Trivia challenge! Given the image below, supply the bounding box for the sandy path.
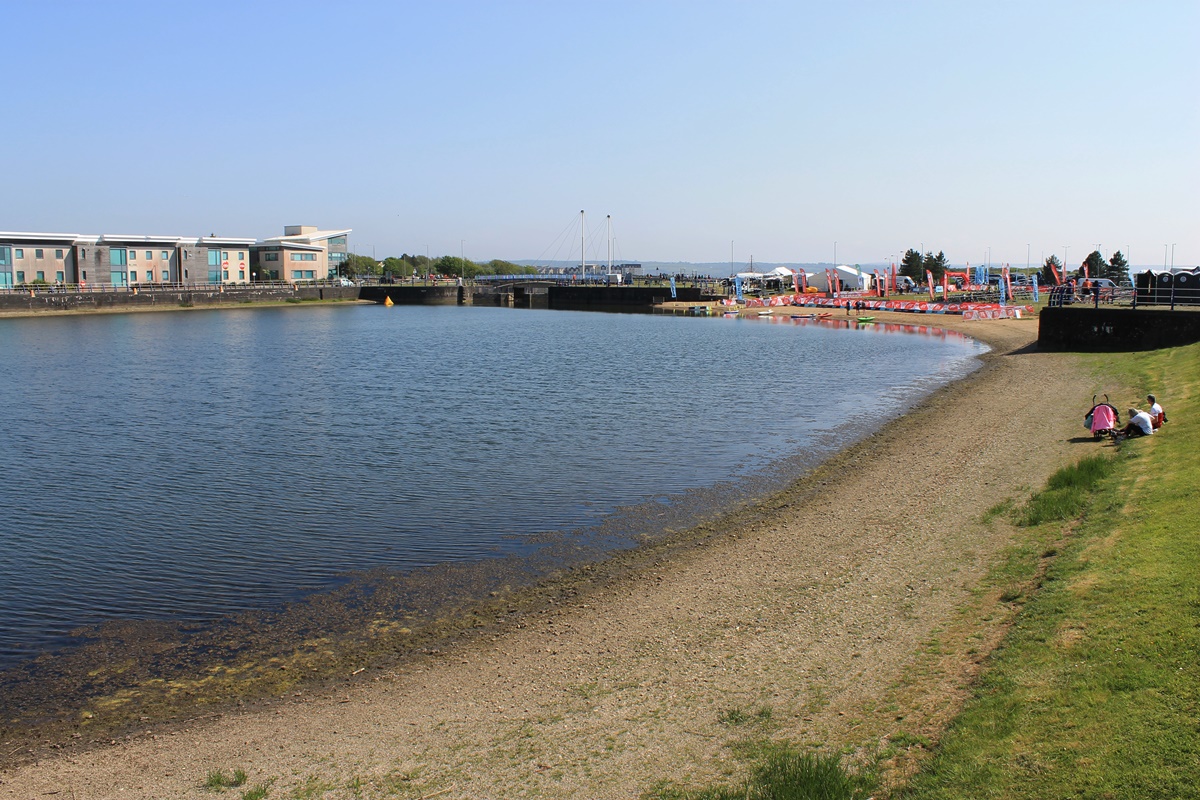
[1,314,1101,799]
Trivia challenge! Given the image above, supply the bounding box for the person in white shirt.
[1114,408,1155,440]
[1147,394,1167,429]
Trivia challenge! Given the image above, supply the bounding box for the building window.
[239,269,245,280]
[36,270,45,281]
[14,249,23,258]
[222,251,229,260]
[130,270,138,282]
[16,271,25,282]
[145,251,152,260]
[109,249,127,266]
[265,252,279,262]
[161,251,170,260]
[291,270,316,280]
[129,250,137,260]
[56,271,64,282]
[55,249,64,259]
[162,270,169,281]
[81,249,87,259]
[290,253,316,261]
[35,249,44,258]
[82,270,88,280]
[223,269,229,280]
[237,251,244,260]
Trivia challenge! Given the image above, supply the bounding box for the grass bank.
[900,341,1200,798]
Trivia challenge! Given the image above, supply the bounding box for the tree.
[1079,250,1105,280]
[923,251,949,283]
[1107,250,1130,285]
[433,255,478,278]
[1041,255,1063,286]
[381,257,412,278]
[900,249,924,281]
[485,259,538,275]
[343,254,380,278]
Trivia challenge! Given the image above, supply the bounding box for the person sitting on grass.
[1113,407,1155,441]
[1148,394,1168,429]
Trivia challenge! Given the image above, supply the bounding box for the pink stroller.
[1085,395,1120,439]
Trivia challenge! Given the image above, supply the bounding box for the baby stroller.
[1085,395,1121,439]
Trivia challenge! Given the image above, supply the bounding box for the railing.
[0,279,360,295]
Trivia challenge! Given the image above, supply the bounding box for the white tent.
[832,265,873,291]
[800,265,871,292]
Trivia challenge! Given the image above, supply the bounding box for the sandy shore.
[1,312,1101,799]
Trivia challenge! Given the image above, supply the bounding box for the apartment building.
[0,225,350,287]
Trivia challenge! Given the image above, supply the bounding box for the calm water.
[0,305,986,666]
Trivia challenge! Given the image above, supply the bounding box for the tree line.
[897,247,1133,286]
[1040,250,1130,286]
[340,253,539,279]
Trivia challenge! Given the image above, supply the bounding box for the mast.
[580,210,586,281]
[607,215,612,273]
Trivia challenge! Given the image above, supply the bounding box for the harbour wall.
[1038,306,1200,351]
[0,285,362,314]
[1,283,707,316]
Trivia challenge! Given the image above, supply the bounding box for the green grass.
[718,705,774,727]
[204,768,248,790]
[649,746,876,800]
[1013,453,1117,527]
[899,342,1200,799]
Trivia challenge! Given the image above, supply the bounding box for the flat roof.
[0,231,84,242]
[261,228,352,244]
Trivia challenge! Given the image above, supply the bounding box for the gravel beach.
[1,313,1100,799]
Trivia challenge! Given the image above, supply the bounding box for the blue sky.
[2,0,1196,269]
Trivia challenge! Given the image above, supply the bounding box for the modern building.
[1,225,350,288]
[253,226,352,282]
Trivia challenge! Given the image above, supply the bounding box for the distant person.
[1114,408,1155,441]
[1148,394,1168,429]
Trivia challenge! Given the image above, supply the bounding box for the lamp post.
[1171,244,1176,271]
[833,241,837,267]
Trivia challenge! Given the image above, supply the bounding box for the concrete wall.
[1038,306,1200,351]
[548,285,703,310]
